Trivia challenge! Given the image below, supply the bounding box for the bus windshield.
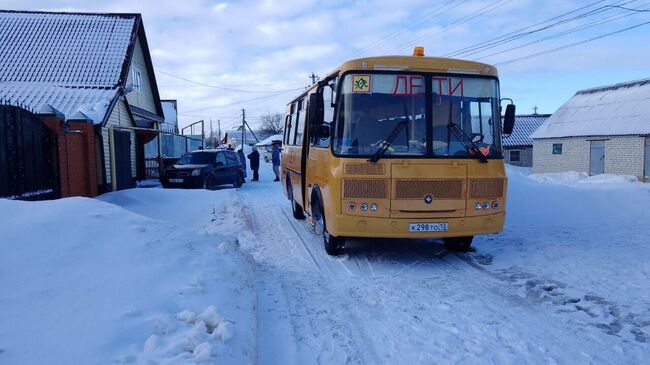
[333,73,502,158]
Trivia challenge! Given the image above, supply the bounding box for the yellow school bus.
[282,48,515,255]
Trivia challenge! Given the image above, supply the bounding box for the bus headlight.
[492,201,500,209]
[347,202,356,211]
[474,202,482,210]
[370,203,378,212]
[482,202,490,210]
[360,203,368,212]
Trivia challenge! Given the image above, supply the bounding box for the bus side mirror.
[503,104,516,135]
[309,124,330,139]
[308,92,324,126]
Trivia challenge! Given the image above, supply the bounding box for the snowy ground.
[1,163,649,364]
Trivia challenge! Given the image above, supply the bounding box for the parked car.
[160,150,244,189]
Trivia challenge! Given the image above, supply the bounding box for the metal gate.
[0,105,58,200]
[590,140,605,175]
[113,130,133,190]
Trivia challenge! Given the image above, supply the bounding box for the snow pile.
[528,170,640,186]
[0,188,256,364]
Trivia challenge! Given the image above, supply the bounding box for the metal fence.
[144,130,203,179]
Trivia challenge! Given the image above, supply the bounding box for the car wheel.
[313,197,344,256]
[233,174,243,188]
[287,179,305,219]
[203,174,218,191]
[443,236,474,252]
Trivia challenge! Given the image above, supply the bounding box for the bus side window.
[285,103,295,145]
[294,97,306,145]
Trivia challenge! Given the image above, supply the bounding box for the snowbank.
[0,188,256,364]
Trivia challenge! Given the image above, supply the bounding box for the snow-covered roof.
[0,10,140,124]
[0,82,117,122]
[503,114,550,147]
[0,11,136,87]
[531,78,650,139]
[255,134,283,146]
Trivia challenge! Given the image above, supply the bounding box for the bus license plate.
[409,223,448,232]
[169,178,183,183]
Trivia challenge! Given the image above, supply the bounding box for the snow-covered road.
[233,166,650,364]
[1,164,649,364]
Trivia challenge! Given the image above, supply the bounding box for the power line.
[391,0,515,54]
[155,69,304,93]
[344,0,463,59]
[444,0,608,58]
[495,19,650,66]
[475,2,650,61]
[179,88,300,114]
[451,0,640,59]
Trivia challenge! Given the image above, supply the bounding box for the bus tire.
[443,236,474,252]
[287,179,305,220]
[312,192,345,256]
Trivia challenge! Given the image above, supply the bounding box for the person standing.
[237,148,247,182]
[272,143,281,181]
[247,146,260,181]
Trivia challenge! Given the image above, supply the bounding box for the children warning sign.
[352,75,371,93]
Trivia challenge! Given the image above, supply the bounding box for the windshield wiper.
[446,101,488,163]
[369,103,410,163]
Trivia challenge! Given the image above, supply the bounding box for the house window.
[509,150,521,162]
[552,143,562,155]
[132,67,142,93]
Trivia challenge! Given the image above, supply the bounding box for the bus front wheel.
[313,197,345,256]
[443,236,474,252]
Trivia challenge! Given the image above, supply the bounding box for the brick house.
[502,114,550,167]
[0,10,164,197]
[531,78,650,181]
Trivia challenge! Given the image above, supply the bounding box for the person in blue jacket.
[247,146,260,181]
[272,143,281,181]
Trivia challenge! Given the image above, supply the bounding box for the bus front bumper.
[330,212,505,239]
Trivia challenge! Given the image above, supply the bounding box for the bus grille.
[469,179,504,198]
[343,179,388,199]
[343,163,386,175]
[395,179,464,199]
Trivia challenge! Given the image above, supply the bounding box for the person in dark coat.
[237,148,247,181]
[247,146,260,181]
[271,143,281,181]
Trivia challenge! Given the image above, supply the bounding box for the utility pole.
[533,105,538,115]
[217,119,221,144]
[242,109,246,149]
[209,119,213,148]
[310,72,319,85]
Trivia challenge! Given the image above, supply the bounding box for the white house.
[531,78,650,181]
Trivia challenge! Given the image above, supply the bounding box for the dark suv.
[160,150,244,189]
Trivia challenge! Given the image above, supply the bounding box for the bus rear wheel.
[287,180,305,219]
[443,236,474,252]
[313,198,345,256]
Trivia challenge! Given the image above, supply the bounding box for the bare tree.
[260,112,284,135]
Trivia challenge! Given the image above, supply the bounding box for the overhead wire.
[444,0,608,58]
[450,0,639,59]
[494,19,650,66]
[155,69,304,93]
[475,2,650,61]
[391,0,515,54]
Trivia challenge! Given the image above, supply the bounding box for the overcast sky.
[3,0,650,131]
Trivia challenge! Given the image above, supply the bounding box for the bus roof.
[335,56,498,78]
